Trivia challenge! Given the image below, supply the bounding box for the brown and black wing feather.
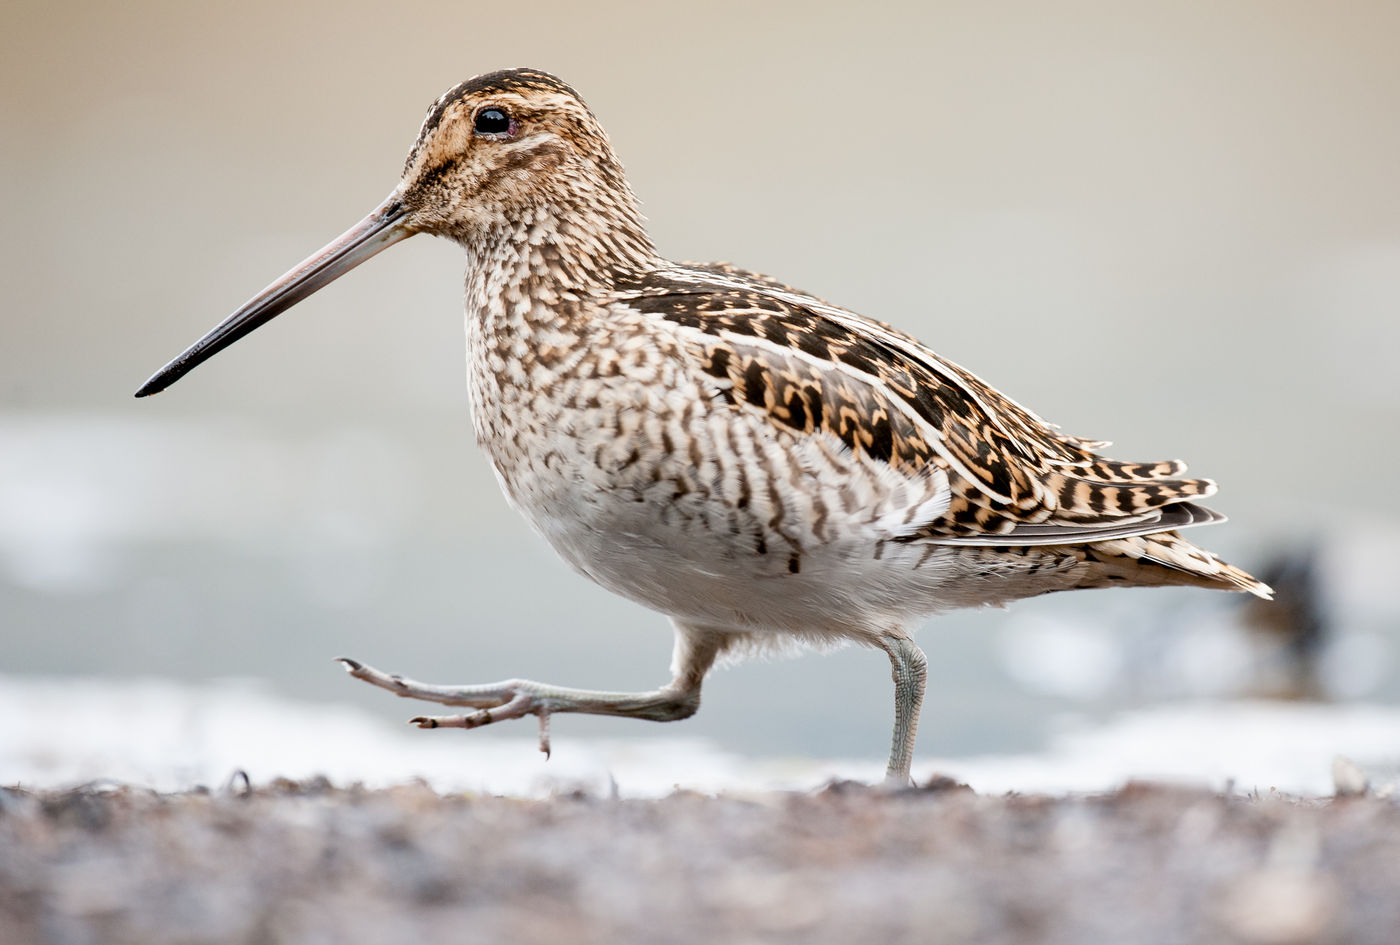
[617,263,1271,598]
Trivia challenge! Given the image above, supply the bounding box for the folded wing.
[621,263,1219,544]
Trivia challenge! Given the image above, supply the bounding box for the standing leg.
[877,632,928,785]
[337,621,732,756]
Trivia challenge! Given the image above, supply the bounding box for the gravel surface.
[1,778,1396,945]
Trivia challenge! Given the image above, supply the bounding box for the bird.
[136,68,1271,785]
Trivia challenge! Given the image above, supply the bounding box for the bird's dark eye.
[474,108,512,136]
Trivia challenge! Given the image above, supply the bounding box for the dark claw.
[334,657,363,672]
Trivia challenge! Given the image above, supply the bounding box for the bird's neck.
[461,191,660,306]
[458,196,658,469]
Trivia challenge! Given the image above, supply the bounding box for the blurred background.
[2,0,1398,791]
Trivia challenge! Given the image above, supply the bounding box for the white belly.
[477,379,965,636]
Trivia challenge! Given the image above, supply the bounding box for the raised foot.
[335,657,553,757]
[409,698,555,759]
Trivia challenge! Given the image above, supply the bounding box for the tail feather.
[1076,531,1273,599]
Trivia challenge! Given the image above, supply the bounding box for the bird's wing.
[616,262,1220,545]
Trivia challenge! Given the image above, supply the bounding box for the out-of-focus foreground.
[2,780,1398,945]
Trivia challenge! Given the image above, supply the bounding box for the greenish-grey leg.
[337,621,728,757]
[878,633,928,785]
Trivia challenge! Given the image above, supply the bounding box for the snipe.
[138,69,1269,784]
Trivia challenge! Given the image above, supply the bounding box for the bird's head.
[135,68,647,398]
[397,69,639,242]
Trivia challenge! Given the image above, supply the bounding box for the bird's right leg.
[336,621,730,756]
[877,632,928,786]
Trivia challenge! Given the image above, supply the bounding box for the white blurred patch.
[0,675,763,799]
[950,701,1400,797]
[2,675,1397,798]
[0,414,420,594]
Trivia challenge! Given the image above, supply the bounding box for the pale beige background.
[3,0,1397,759]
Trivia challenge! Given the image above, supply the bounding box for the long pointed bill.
[135,194,414,397]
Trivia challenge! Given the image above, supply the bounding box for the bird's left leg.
[876,632,928,785]
[335,621,730,756]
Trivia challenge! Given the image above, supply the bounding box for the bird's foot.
[335,655,705,759]
[335,657,553,756]
[409,699,553,757]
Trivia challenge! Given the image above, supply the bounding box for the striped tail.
[1076,531,1273,599]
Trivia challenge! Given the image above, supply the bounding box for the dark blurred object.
[1242,546,1328,700]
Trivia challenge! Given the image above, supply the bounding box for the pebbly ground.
[1,778,1396,945]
